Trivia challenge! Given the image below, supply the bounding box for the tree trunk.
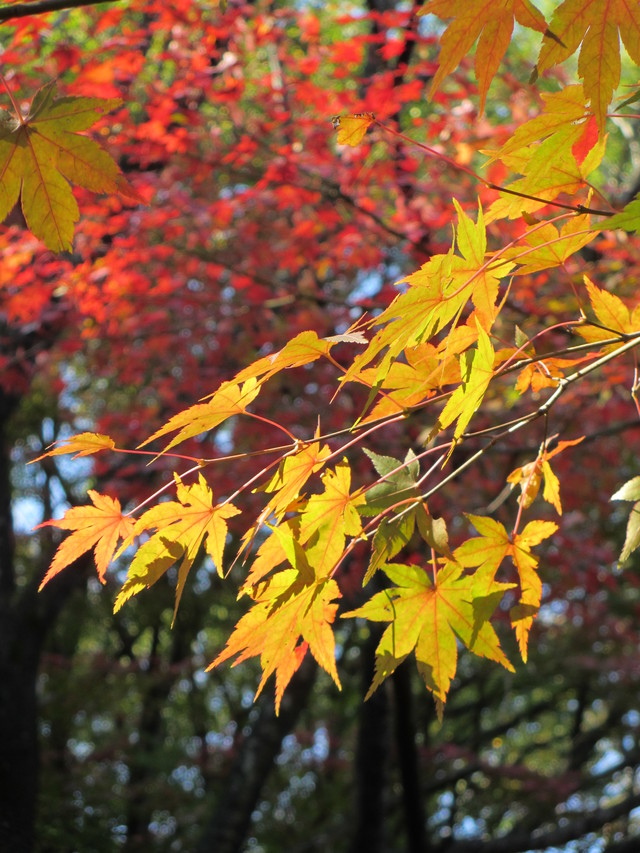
[349,629,390,853]
[393,661,427,853]
[0,391,36,851]
[0,390,86,851]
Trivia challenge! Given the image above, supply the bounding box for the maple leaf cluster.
[9,0,640,716]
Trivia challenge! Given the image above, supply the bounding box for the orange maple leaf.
[507,437,585,514]
[37,490,134,590]
[422,0,548,113]
[515,355,583,394]
[210,568,341,714]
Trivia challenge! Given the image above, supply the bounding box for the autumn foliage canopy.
[11,0,640,717]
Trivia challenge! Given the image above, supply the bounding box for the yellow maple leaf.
[455,514,558,661]
[485,86,592,165]
[486,134,606,222]
[37,491,134,589]
[240,518,299,592]
[141,377,261,452]
[342,202,510,393]
[332,113,375,147]
[298,460,365,577]
[503,213,597,276]
[234,330,336,383]
[0,80,130,252]
[422,0,548,113]
[577,275,640,346]
[114,474,240,622]
[257,440,331,521]
[31,432,116,463]
[537,0,640,132]
[435,321,495,446]
[584,274,633,332]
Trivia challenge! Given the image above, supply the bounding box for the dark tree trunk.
[0,389,86,851]
[0,390,36,852]
[349,629,390,853]
[0,623,39,853]
[393,661,427,853]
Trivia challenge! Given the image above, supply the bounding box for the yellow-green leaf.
[343,560,514,708]
[0,81,127,251]
[435,322,494,444]
[537,0,640,132]
[114,474,240,621]
[299,460,365,578]
[611,477,640,563]
[257,441,331,521]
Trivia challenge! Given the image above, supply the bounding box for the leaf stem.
[375,119,614,217]
[0,74,22,119]
[246,411,297,442]
[126,463,204,517]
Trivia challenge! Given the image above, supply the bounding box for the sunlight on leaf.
[0,80,133,251]
[332,112,375,146]
[37,491,134,588]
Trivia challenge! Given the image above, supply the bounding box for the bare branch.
[0,0,123,25]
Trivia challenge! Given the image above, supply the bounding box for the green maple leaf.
[343,561,514,708]
[605,196,640,235]
[0,80,128,251]
[611,477,640,564]
[361,448,420,516]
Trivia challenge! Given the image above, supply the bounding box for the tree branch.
[436,791,640,853]
[195,657,317,853]
[0,0,123,24]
